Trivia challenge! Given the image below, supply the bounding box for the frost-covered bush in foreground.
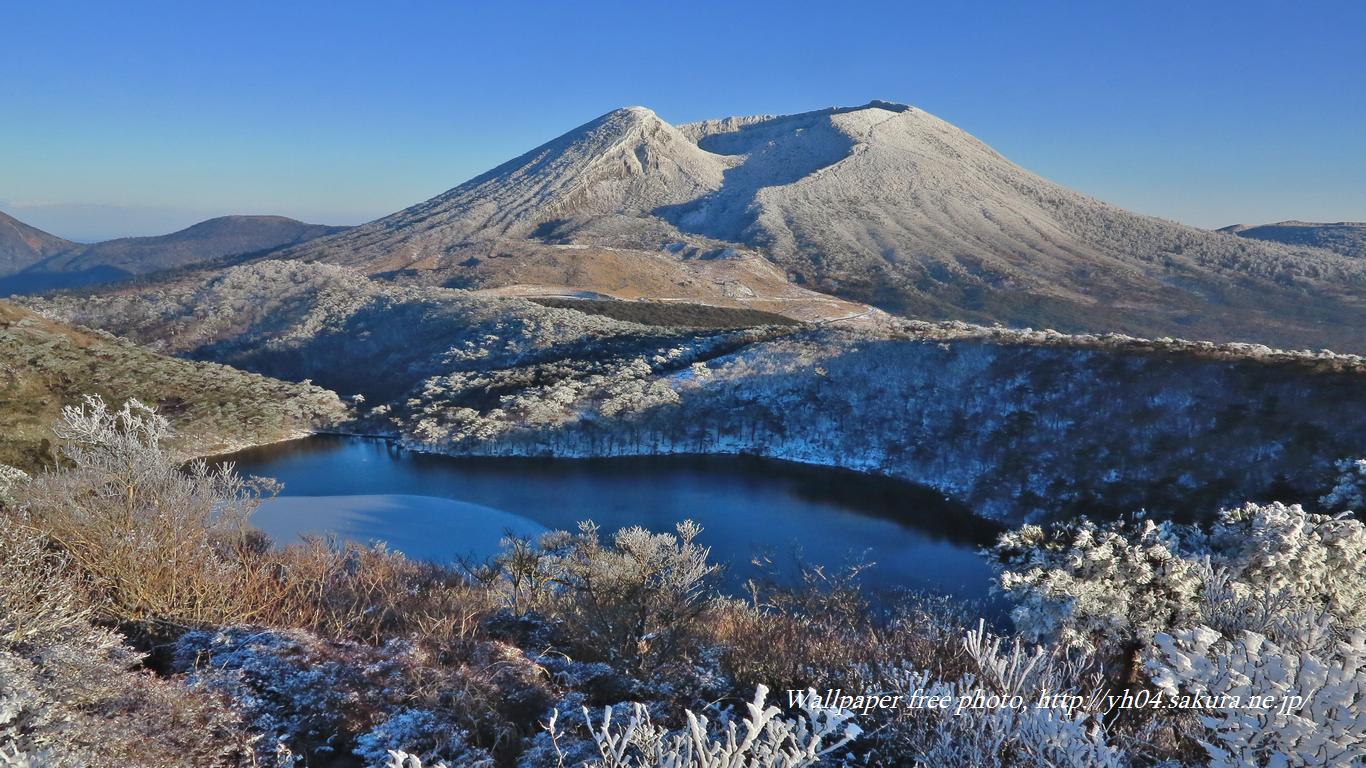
[996,501,1366,658]
[995,516,1202,661]
[1148,627,1366,767]
[482,519,720,673]
[997,497,1366,765]
[876,622,1121,767]
[545,684,860,768]
[16,395,282,628]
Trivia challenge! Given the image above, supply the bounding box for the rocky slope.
[1220,220,1366,259]
[280,102,1366,353]
[0,300,347,471]
[0,210,75,276]
[0,215,346,295]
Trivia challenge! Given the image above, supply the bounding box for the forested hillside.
[392,323,1366,522]
[0,300,346,470]
[1220,220,1366,258]
[28,265,1366,523]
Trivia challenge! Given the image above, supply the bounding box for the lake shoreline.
[215,429,1003,538]
[218,434,1005,602]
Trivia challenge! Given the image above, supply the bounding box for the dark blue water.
[217,435,1002,602]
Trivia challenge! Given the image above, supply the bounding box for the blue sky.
[3,0,1363,241]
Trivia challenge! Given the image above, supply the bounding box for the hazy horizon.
[4,0,1363,241]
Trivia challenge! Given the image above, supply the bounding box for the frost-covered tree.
[1322,458,1366,512]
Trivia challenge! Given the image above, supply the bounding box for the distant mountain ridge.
[0,213,347,295]
[0,210,75,275]
[279,101,1366,354]
[1219,220,1366,259]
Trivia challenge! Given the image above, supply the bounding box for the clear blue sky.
[3,0,1363,241]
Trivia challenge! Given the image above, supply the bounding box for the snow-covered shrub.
[383,749,452,768]
[1321,458,1366,511]
[994,516,1203,658]
[1148,626,1366,767]
[16,395,281,627]
[1207,502,1366,633]
[552,684,861,768]
[486,520,720,674]
[874,622,1120,768]
[996,501,1366,660]
[995,498,1366,765]
[0,465,27,509]
[354,709,491,768]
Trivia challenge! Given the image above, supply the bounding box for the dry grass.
[530,298,800,328]
[0,300,346,472]
[707,567,977,696]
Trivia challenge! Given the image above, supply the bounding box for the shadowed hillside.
[27,265,1366,524]
[1220,220,1366,259]
[0,215,347,295]
[0,210,74,276]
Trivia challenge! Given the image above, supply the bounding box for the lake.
[217,435,1003,602]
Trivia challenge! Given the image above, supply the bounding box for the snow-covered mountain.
[284,101,1366,353]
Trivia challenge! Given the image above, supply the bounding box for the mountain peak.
[279,101,1366,353]
[855,99,912,113]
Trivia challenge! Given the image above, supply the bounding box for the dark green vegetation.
[0,300,346,471]
[529,297,800,328]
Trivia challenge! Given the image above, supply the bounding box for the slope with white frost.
[1220,220,1366,259]
[283,101,1366,353]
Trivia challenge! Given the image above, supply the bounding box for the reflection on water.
[252,494,548,564]
[218,435,1003,603]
